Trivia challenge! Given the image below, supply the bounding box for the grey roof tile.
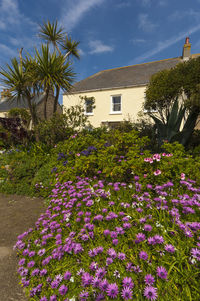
[0,93,45,112]
[66,57,184,94]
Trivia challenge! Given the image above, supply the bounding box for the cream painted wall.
[63,86,146,127]
[0,112,7,118]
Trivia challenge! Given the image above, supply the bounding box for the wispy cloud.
[158,0,168,6]
[138,14,157,32]
[116,1,131,8]
[89,40,114,54]
[0,43,17,58]
[131,38,146,44]
[169,9,200,22]
[60,0,105,31]
[132,24,200,64]
[140,0,152,7]
[0,0,35,27]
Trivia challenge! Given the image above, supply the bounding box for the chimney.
[182,37,191,61]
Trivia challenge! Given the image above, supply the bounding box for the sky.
[1,0,200,103]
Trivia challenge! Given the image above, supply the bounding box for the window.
[85,98,94,115]
[111,95,121,114]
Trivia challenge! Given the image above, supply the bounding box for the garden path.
[0,193,45,301]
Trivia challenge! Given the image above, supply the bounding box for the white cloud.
[131,38,146,44]
[138,14,157,32]
[60,0,105,31]
[89,40,114,54]
[158,0,167,6]
[116,1,131,8]
[0,43,16,58]
[140,0,152,7]
[169,9,200,22]
[0,0,35,28]
[132,23,200,64]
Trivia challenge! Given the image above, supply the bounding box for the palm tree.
[38,20,79,113]
[0,57,38,127]
[61,35,80,60]
[33,44,75,118]
[38,20,64,55]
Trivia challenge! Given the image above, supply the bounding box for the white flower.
[70,276,74,282]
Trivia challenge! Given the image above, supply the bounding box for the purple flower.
[64,271,72,280]
[40,269,47,276]
[92,277,101,288]
[139,251,148,261]
[156,266,168,279]
[144,224,152,232]
[31,268,40,276]
[144,274,155,285]
[82,272,93,287]
[122,277,134,289]
[191,248,200,261]
[104,229,110,236]
[118,252,126,260]
[59,284,68,295]
[50,296,57,301]
[18,258,25,266]
[27,260,35,268]
[143,286,158,300]
[90,262,99,271]
[121,287,133,300]
[79,290,89,300]
[40,297,48,301]
[106,257,113,265]
[38,248,46,256]
[28,251,35,257]
[164,244,175,253]
[136,233,146,242]
[107,248,117,259]
[100,279,109,291]
[96,267,106,278]
[112,239,119,245]
[153,235,164,244]
[107,283,119,298]
[96,293,105,301]
[51,280,59,289]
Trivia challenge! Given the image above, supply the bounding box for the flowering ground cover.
[14,174,200,300]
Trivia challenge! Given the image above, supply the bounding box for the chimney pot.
[185,37,189,44]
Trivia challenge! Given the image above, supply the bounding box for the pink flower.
[181,173,185,180]
[154,169,161,176]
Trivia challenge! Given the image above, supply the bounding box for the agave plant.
[150,98,198,146]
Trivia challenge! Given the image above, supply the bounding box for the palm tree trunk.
[64,51,71,59]
[53,86,60,113]
[44,87,50,120]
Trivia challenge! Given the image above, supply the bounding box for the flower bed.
[14,175,200,300]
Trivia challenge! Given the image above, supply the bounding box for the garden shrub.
[14,175,200,300]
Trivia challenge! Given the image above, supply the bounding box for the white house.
[63,38,200,128]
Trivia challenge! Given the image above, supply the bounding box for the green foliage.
[35,102,92,147]
[1,129,200,198]
[145,57,200,147]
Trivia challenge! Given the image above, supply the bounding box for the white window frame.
[110,95,122,114]
[84,98,94,116]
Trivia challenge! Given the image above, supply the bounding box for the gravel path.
[0,193,46,301]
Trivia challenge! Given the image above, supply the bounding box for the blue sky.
[1,0,200,102]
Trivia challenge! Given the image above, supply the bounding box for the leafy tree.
[144,57,200,146]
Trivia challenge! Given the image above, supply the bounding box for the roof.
[66,55,200,94]
[0,93,45,112]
